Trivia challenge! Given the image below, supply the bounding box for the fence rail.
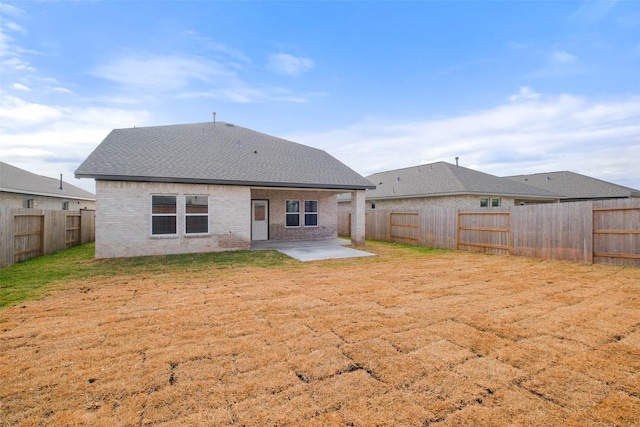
[390,212,419,243]
[0,208,95,268]
[593,204,640,262]
[458,211,510,255]
[339,199,640,267]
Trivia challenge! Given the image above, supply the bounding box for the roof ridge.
[440,161,473,191]
[113,121,228,131]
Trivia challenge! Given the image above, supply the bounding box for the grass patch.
[0,244,94,309]
[358,239,451,258]
[1,239,450,309]
[0,243,292,310]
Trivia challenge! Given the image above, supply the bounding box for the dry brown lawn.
[1,243,640,426]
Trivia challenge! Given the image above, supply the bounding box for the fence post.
[0,208,13,268]
[456,210,461,251]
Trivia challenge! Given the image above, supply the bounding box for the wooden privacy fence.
[593,204,640,263]
[339,198,640,267]
[390,212,420,243]
[458,211,511,255]
[0,208,95,268]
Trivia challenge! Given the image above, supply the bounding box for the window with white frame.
[492,198,501,207]
[304,200,318,227]
[185,195,209,234]
[62,200,69,211]
[286,200,300,227]
[480,197,489,207]
[151,195,177,235]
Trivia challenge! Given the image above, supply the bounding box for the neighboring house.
[505,171,640,201]
[338,161,562,212]
[0,161,95,210]
[75,121,374,259]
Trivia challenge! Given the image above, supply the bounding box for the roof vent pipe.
[59,174,63,190]
[455,157,459,167]
[213,112,216,125]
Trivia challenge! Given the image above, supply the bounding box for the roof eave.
[364,191,562,201]
[76,174,376,191]
[0,187,95,201]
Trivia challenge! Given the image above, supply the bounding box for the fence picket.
[1,208,96,268]
[339,199,639,267]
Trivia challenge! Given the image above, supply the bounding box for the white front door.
[251,200,269,241]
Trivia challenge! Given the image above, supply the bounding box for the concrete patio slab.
[251,238,376,262]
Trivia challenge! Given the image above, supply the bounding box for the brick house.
[0,161,95,211]
[338,161,561,213]
[75,121,374,259]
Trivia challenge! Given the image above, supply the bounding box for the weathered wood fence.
[338,199,640,267]
[0,208,95,268]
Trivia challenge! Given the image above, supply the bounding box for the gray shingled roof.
[505,171,640,200]
[348,162,562,201]
[75,121,375,190]
[1,161,95,201]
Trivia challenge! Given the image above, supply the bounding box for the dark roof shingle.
[75,122,374,190]
[362,162,562,200]
[1,161,95,201]
[505,171,640,200]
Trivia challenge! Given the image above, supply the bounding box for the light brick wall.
[251,189,338,241]
[339,195,516,212]
[0,192,95,210]
[95,181,250,258]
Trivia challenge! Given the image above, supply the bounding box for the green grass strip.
[0,243,291,310]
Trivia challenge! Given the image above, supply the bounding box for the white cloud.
[52,86,73,94]
[1,56,35,72]
[5,21,25,33]
[267,53,314,76]
[0,92,151,193]
[0,8,36,74]
[509,86,540,102]
[183,31,252,65]
[90,53,233,91]
[91,51,315,104]
[552,50,578,64]
[529,49,584,79]
[0,21,16,58]
[289,93,640,189]
[0,94,62,125]
[12,82,30,91]
[0,3,24,17]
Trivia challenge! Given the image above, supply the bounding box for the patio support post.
[351,189,366,246]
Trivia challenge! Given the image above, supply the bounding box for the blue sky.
[1,0,639,193]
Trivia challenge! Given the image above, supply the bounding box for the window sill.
[184,233,211,238]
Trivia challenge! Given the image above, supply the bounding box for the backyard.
[1,242,639,426]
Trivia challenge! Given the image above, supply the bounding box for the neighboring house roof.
[75,121,375,191]
[0,161,95,201]
[505,171,640,200]
[341,161,562,201]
